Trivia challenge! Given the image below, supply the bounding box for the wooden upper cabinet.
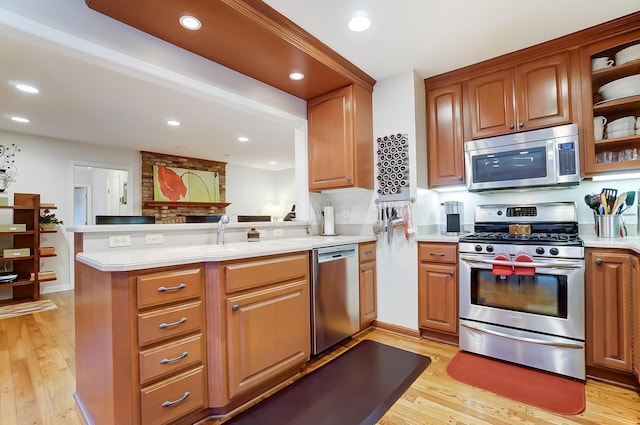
[308,84,373,191]
[426,83,465,188]
[466,52,571,139]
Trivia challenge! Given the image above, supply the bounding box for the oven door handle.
[459,255,582,269]
[460,322,584,349]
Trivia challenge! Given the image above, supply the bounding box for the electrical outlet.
[145,233,164,245]
[108,234,131,248]
[343,207,351,222]
[273,228,284,237]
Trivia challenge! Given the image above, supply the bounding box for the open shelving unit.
[0,193,57,305]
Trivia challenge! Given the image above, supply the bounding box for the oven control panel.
[459,242,584,260]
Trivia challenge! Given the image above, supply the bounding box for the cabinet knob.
[457,176,463,181]
[361,268,366,272]
[519,122,525,128]
[346,176,352,182]
[509,124,515,129]
[232,304,240,311]
[595,258,603,265]
[449,271,454,276]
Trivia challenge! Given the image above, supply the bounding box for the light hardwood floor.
[2,290,640,425]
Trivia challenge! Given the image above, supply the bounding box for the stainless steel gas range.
[458,202,585,380]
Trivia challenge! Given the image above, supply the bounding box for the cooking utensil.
[600,193,609,214]
[619,190,636,214]
[611,192,626,216]
[373,207,383,235]
[584,194,600,211]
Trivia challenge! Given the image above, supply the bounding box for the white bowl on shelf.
[608,116,636,131]
[616,43,640,66]
[599,74,640,101]
[606,128,635,138]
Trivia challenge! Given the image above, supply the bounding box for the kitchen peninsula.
[69,223,374,425]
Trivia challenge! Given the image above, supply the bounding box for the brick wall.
[140,151,227,222]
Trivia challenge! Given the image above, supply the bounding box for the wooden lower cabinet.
[418,243,458,344]
[74,263,208,425]
[206,252,310,412]
[359,242,377,329]
[585,248,637,385]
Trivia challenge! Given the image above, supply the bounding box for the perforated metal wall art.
[376,133,409,201]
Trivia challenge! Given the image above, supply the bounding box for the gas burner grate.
[461,232,582,245]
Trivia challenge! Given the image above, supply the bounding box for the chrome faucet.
[216,214,230,245]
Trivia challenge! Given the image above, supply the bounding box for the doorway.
[73,164,132,225]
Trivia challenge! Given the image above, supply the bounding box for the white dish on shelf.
[608,116,636,130]
[607,128,635,138]
[616,43,640,66]
[599,74,640,100]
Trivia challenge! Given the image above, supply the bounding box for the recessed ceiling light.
[167,120,181,126]
[237,136,249,142]
[10,116,29,123]
[179,15,201,30]
[14,83,39,94]
[269,161,278,165]
[348,16,371,32]
[289,72,304,81]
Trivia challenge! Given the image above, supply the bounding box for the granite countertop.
[76,235,376,272]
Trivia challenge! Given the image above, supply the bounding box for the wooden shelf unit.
[0,193,57,304]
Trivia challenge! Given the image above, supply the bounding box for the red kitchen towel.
[491,252,512,276]
[514,251,535,276]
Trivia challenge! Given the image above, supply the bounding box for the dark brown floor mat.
[224,339,431,425]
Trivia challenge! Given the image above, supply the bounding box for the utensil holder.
[595,214,621,238]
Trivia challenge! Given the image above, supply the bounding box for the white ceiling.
[1,0,639,171]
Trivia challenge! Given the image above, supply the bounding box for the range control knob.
[535,247,545,255]
[549,247,559,256]
[486,245,494,253]
[474,245,483,252]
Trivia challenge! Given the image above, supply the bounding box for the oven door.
[459,252,584,341]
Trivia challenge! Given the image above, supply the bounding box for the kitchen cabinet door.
[586,249,633,373]
[225,280,310,400]
[359,242,377,329]
[632,254,640,384]
[467,69,516,139]
[515,52,571,131]
[467,52,571,139]
[426,83,465,188]
[418,262,458,335]
[307,84,373,191]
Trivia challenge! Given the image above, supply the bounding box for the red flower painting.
[156,166,187,201]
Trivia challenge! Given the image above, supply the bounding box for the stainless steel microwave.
[464,123,580,192]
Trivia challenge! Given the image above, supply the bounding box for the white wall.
[0,129,295,295]
[226,165,296,220]
[370,72,426,331]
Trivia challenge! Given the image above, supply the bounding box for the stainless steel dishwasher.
[311,244,360,355]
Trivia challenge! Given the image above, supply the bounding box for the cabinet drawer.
[137,267,203,310]
[419,243,457,264]
[138,301,203,347]
[139,333,204,386]
[140,366,206,425]
[225,253,308,293]
[359,242,376,262]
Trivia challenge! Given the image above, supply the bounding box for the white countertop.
[76,235,376,272]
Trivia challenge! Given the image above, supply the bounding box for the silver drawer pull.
[157,283,187,292]
[160,351,189,364]
[159,317,187,329]
[429,252,446,256]
[161,391,190,407]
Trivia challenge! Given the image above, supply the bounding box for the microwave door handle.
[460,256,582,269]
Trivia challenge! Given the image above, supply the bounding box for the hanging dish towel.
[514,251,535,276]
[491,252,513,276]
